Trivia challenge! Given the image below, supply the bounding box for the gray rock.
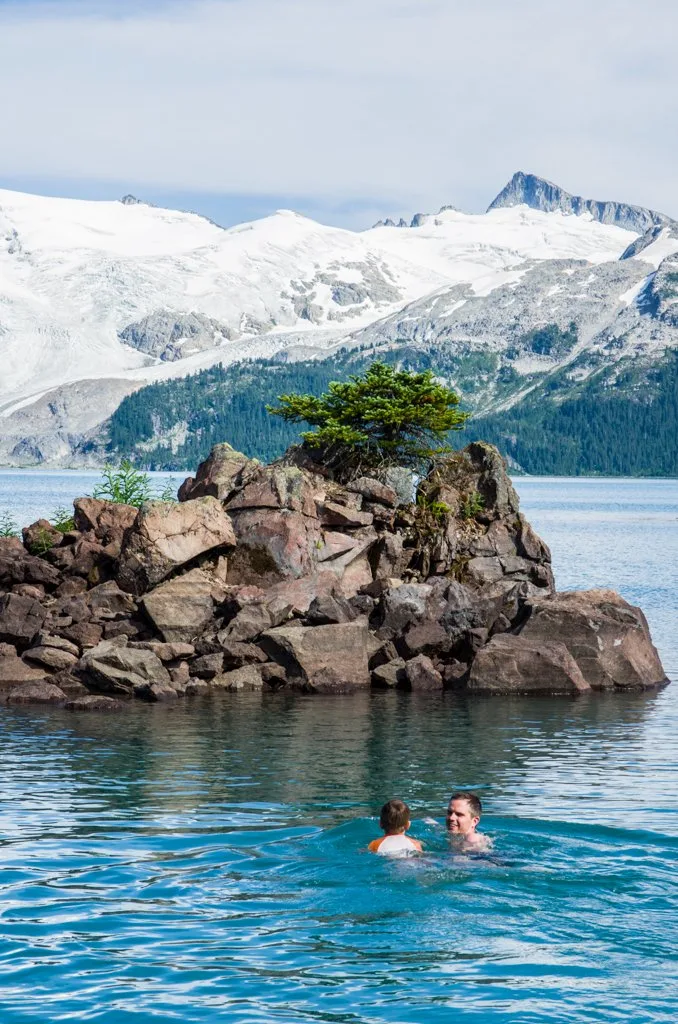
[0,593,47,648]
[487,171,673,234]
[77,640,175,701]
[371,658,407,688]
[6,681,67,705]
[212,665,264,691]
[23,646,78,671]
[119,310,237,362]
[118,498,235,595]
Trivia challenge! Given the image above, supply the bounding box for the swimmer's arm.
[367,838,382,853]
[410,838,424,852]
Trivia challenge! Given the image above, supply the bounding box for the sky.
[1,0,677,229]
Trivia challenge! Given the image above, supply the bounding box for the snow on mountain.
[1,174,677,465]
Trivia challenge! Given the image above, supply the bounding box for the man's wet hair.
[449,792,482,817]
[379,799,411,833]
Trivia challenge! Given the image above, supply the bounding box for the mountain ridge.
[1,173,678,471]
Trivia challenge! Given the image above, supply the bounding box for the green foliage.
[158,478,177,503]
[267,361,468,473]
[92,460,153,507]
[416,492,451,522]
[28,527,56,556]
[521,322,578,358]
[50,506,75,533]
[472,350,678,476]
[459,491,485,520]
[0,510,19,538]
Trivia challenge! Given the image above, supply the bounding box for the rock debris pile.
[0,442,668,710]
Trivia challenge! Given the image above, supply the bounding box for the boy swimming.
[446,791,492,851]
[368,799,423,857]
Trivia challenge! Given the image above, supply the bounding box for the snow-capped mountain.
[1,173,678,465]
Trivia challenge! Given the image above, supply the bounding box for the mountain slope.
[2,173,678,470]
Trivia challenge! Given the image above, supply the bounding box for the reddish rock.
[73,498,138,541]
[55,621,103,651]
[468,634,590,694]
[346,477,398,507]
[519,589,667,690]
[0,652,48,692]
[22,519,63,553]
[260,621,370,692]
[226,464,318,518]
[86,581,137,619]
[403,654,444,691]
[317,501,374,528]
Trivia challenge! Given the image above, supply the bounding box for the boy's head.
[379,799,411,835]
[446,792,482,835]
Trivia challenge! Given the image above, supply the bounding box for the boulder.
[369,533,412,579]
[129,640,195,661]
[54,621,103,651]
[518,589,667,690]
[0,551,61,589]
[219,640,268,669]
[0,593,47,648]
[141,569,214,643]
[73,497,138,541]
[6,681,67,705]
[305,591,355,625]
[378,584,432,636]
[468,634,590,694]
[178,443,258,502]
[226,464,318,517]
[317,502,374,528]
[77,640,176,701]
[403,654,444,691]
[0,652,48,692]
[260,620,370,692]
[212,665,264,691]
[225,508,321,583]
[346,477,398,507]
[118,498,236,595]
[371,658,407,688]
[23,646,78,671]
[190,653,224,679]
[22,519,62,553]
[85,581,137,619]
[12,583,46,601]
[0,537,26,556]
[65,695,124,712]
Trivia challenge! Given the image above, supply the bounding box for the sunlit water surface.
[0,475,677,1023]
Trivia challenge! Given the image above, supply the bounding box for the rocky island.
[0,441,668,710]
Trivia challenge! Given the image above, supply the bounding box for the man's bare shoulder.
[464,832,493,852]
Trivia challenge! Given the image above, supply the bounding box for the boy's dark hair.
[449,791,482,817]
[379,799,411,833]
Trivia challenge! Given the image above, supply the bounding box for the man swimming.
[445,791,492,851]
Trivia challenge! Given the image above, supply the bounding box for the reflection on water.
[0,477,677,1022]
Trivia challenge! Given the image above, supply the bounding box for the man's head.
[379,799,411,835]
[446,792,482,835]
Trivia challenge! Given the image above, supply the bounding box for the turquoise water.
[1,476,677,1022]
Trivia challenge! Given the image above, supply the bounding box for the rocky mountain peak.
[488,171,673,235]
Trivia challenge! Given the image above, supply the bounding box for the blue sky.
[1,0,676,229]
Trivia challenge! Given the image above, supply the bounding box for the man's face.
[446,798,479,835]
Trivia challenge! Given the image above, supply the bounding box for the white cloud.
[1,0,677,218]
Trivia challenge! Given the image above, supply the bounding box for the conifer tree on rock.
[267,361,468,477]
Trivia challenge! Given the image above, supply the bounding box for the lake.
[0,474,676,1023]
